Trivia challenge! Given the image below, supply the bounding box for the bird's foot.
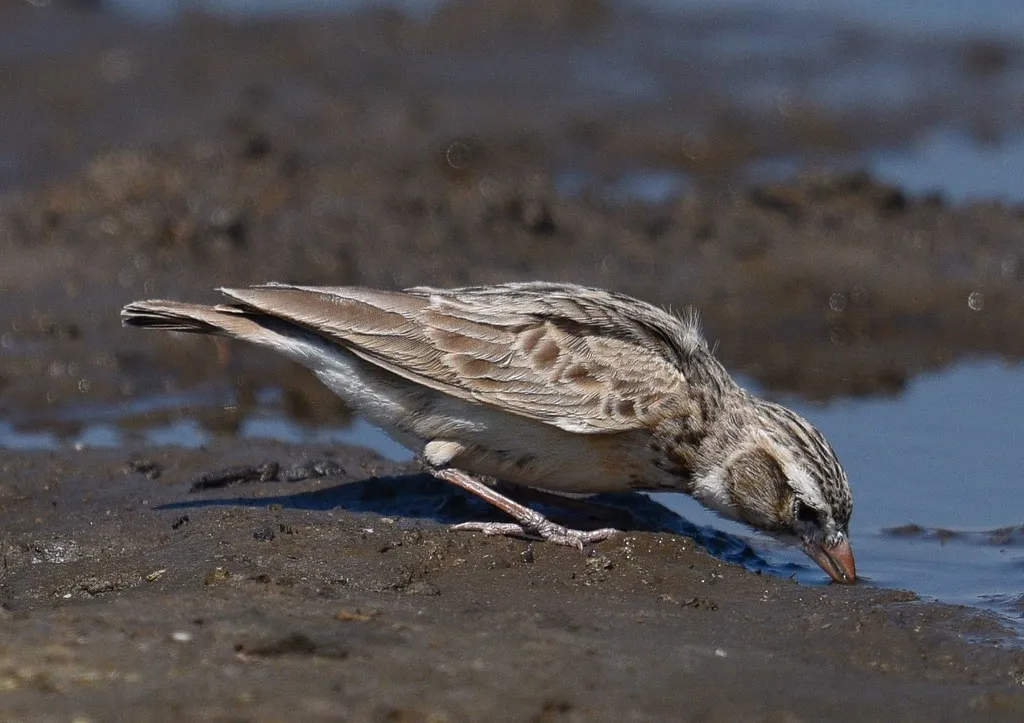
[429,464,619,550]
[450,520,619,551]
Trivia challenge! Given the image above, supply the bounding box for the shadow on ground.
[159,470,799,577]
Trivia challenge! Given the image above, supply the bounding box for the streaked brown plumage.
[121,282,855,583]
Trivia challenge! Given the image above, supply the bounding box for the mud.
[2,444,1023,721]
[2,2,1024,720]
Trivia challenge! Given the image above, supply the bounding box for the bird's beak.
[804,537,856,584]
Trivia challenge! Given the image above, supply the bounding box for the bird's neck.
[648,380,745,493]
[671,390,762,518]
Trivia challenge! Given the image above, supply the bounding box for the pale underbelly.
[311,359,688,494]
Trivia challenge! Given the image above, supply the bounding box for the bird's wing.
[217,282,708,434]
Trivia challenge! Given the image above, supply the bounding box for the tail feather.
[121,300,239,335]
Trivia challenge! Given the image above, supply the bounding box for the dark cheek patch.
[726,447,790,531]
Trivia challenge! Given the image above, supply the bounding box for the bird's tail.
[121,299,261,339]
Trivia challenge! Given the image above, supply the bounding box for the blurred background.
[1,0,1022,626]
[6,0,1024,199]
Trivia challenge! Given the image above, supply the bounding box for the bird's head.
[696,399,855,583]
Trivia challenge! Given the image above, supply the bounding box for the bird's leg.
[491,481,636,529]
[420,440,618,550]
[428,466,619,550]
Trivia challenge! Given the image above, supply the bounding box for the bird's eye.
[795,500,818,524]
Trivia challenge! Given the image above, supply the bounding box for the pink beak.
[805,537,856,584]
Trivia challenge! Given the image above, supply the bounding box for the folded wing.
[217,282,704,434]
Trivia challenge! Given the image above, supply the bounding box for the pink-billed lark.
[122,282,856,583]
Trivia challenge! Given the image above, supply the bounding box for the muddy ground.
[2,2,1024,721]
[2,443,1023,721]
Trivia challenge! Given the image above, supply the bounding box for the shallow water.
[3,361,1021,631]
[569,127,1024,207]
[556,169,690,205]
[871,131,1024,204]
[747,130,1024,205]
[658,361,1024,631]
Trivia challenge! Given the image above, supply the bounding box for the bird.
[121,282,856,583]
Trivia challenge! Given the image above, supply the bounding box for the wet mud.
[3,444,1024,721]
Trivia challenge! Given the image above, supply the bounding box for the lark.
[122,282,856,583]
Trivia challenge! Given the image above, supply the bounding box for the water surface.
[658,361,1024,632]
